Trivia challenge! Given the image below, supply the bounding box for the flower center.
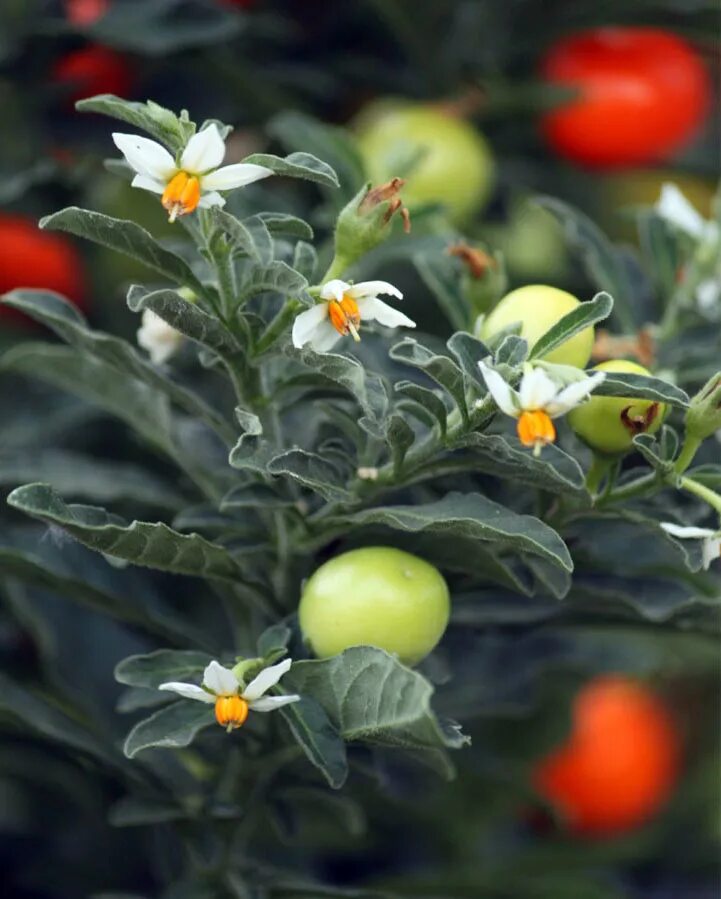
[517,410,556,455]
[214,695,249,731]
[162,171,201,222]
[328,295,361,341]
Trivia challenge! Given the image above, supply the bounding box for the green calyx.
[332,179,409,272]
[685,372,721,442]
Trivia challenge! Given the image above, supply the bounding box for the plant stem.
[585,454,612,497]
[674,434,702,475]
[678,476,721,518]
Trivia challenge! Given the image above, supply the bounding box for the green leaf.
[39,208,205,294]
[209,207,264,262]
[345,492,573,573]
[258,212,314,241]
[447,331,491,389]
[495,334,528,367]
[279,697,349,790]
[529,291,613,361]
[284,345,388,426]
[115,650,214,690]
[390,338,469,422]
[453,433,586,496]
[126,285,239,355]
[76,95,195,152]
[257,624,291,658]
[228,410,276,474]
[7,484,246,582]
[237,261,309,304]
[293,241,318,282]
[267,449,351,502]
[284,647,468,753]
[221,484,293,511]
[384,414,415,473]
[394,381,447,436]
[123,702,215,758]
[591,372,689,408]
[242,152,340,189]
[3,290,234,444]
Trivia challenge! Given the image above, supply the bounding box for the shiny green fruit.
[482,284,594,368]
[356,102,494,223]
[299,547,450,666]
[568,360,665,454]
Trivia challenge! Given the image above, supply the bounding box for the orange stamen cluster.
[214,695,249,731]
[517,410,556,455]
[162,171,201,222]
[328,295,361,341]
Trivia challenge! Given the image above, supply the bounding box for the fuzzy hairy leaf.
[284,647,468,753]
[267,449,351,502]
[242,152,340,189]
[345,492,573,572]
[591,372,689,407]
[390,338,469,421]
[39,208,205,294]
[529,291,613,361]
[115,650,214,690]
[7,484,246,581]
[279,697,349,789]
[123,702,215,758]
[76,95,195,151]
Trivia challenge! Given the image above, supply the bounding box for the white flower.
[660,522,721,571]
[478,361,605,454]
[137,309,183,364]
[655,184,718,242]
[159,658,300,731]
[112,124,272,222]
[292,279,415,352]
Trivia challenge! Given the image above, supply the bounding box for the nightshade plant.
[1,96,719,898]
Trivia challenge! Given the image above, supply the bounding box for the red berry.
[540,28,711,168]
[52,45,133,105]
[64,0,109,26]
[0,215,87,322]
[533,675,681,836]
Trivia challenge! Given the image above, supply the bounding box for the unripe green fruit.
[355,102,494,223]
[298,547,450,666]
[568,360,665,454]
[482,285,594,368]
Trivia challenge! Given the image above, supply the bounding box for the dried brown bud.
[358,178,411,232]
[592,328,656,370]
[447,243,495,279]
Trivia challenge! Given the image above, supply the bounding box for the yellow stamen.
[517,410,556,455]
[162,171,201,222]
[328,295,362,340]
[214,695,249,731]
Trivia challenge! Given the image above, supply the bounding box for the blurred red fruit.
[53,45,133,104]
[533,675,681,836]
[64,0,109,26]
[540,28,711,168]
[0,215,87,321]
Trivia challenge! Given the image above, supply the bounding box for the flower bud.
[685,372,721,441]
[447,242,506,317]
[231,657,263,687]
[333,178,410,269]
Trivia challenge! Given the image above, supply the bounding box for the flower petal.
[242,658,292,702]
[545,372,606,417]
[292,303,329,348]
[137,310,182,365]
[158,682,215,703]
[197,191,226,209]
[656,183,707,239]
[112,133,176,181]
[320,279,351,302]
[660,522,717,540]
[356,297,416,329]
[701,538,721,570]
[309,320,343,353]
[347,280,403,301]
[202,163,273,191]
[248,694,301,712]
[202,660,239,696]
[478,361,519,417]
[180,124,226,173]
[519,367,558,411]
[131,174,165,195]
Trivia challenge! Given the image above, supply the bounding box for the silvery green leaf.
[258,212,314,241]
[446,331,490,389]
[591,372,689,407]
[237,260,309,303]
[529,291,613,361]
[123,702,215,759]
[390,338,468,422]
[242,152,339,189]
[126,285,239,355]
[39,208,205,295]
[7,484,247,582]
[394,381,447,436]
[414,252,470,331]
[284,647,468,753]
[345,492,573,573]
[76,95,195,152]
[220,484,293,511]
[633,426,679,472]
[3,290,234,444]
[494,334,528,367]
[208,208,263,262]
[384,414,415,473]
[267,449,351,503]
[115,650,213,690]
[257,624,291,658]
[228,410,276,474]
[293,241,318,281]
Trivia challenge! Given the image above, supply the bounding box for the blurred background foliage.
[0,1,719,898]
